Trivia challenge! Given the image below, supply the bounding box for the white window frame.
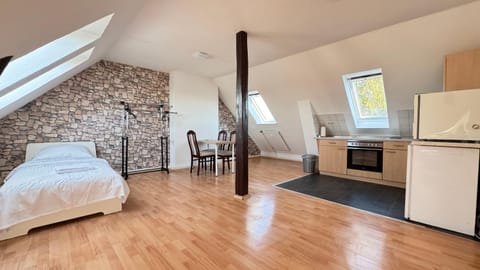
[248,91,277,125]
[342,68,389,129]
[0,13,114,97]
[0,48,95,110]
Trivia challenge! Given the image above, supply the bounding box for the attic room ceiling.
[105,0,476,78]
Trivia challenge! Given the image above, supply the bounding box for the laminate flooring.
[1,157,479,269]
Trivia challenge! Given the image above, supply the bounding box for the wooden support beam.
[0,56,13,76]
[235,31,249,197]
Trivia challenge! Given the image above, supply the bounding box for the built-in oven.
[347,140,383,172]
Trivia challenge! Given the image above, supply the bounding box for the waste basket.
[302,154,318,173]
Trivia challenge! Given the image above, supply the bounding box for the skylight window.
[248,91,277,124]
[342,68,389,128]
[0,13,114,96]
[0,48,95,111]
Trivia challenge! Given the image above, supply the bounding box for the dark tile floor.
[276,173,405,220]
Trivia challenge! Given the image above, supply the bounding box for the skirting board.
[261,151,302,162]
[171,155,261,170]
[0,198,122,241]
[234,194,251,200]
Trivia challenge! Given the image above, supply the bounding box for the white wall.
[297,100,319,155]
[215,1,480,157]
[169,71,218,168]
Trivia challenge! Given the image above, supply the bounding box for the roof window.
[248,91,277,125]
[342,68,389,128]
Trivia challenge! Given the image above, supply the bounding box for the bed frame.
[0,142,123,241]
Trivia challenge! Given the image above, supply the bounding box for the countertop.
[316,136,413,142]
[316,136,480,148]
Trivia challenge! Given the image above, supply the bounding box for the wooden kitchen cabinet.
[383,141,409,183]
[444,48,480,91]
[318,140,347,175]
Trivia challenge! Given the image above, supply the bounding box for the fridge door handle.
[412,95,420,139]
[404,144,414,219]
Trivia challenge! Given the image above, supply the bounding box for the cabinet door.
[319,145,347,175]
[383,150,407,183]
[444,48,480,91]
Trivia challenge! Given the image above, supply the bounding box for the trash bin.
[302,154,318,173]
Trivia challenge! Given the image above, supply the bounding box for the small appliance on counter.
[406,89,480,237]
[320,126,326,137]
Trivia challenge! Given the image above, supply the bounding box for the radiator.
[260,130,290,152]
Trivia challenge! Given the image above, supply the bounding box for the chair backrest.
[218,130,228,150]
[187,130,201,157]
[228,130,236,151]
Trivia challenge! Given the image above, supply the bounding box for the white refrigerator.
[405,144,479,236]
[407,89,480,236]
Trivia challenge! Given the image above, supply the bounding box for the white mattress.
[0,157,129,231]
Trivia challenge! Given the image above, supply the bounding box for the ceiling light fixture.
[193,51,211,59]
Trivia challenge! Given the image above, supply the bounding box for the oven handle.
[347,147,383,151]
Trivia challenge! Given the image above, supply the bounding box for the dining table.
[199,139,235,176]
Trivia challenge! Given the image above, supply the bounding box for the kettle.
[320,126,326,137]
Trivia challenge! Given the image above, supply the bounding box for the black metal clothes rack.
[159,136,169,173]
[121,136,129,179]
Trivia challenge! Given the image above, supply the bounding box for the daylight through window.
[0,13,114,105]
[248,91,277,124]
[342,68,389,128]
[0,13,114,112]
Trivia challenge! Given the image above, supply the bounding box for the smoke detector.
[193,51,211,59]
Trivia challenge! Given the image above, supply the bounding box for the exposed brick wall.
[218,99,260,155]
[0,60,169,180]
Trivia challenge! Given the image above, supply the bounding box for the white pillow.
[32,144,94,160]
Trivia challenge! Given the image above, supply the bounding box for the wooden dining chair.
[204,130,228,153]
[218,130,228,150]
[187,130,215,175]
[219,130,236,174]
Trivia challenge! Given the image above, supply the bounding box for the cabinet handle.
[337,147,345,150]
[385,150,396,154]
[472,124,479,130]
[328,142,336,144]
[393,144,404,147]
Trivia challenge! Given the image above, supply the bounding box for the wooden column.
[0,56,13,76]
[235,31,249,197]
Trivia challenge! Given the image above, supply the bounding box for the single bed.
[0,142,129,241]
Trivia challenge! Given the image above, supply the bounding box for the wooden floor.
[1,157,479,269]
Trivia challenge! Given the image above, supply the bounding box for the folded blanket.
[56,167,96,174]
[55,164,96,174]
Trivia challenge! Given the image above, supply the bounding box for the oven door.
[347,147,383,172]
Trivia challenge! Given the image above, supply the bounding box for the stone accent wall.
[0,60,169,180]
[218,99,260,155]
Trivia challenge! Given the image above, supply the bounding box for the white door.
[407,145,479,235]
[418,89,480,140]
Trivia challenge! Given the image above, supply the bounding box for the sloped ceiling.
[215,1,480,158]
[106,0,476,78]
[0,0,145,118]
[1,0,479,157]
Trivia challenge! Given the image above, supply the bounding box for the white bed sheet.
[0,157,129,231]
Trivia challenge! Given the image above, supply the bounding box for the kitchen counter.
[317,136,413,142]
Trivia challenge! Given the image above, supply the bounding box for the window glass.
[248,91,277,124]
[343,69,389,128]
